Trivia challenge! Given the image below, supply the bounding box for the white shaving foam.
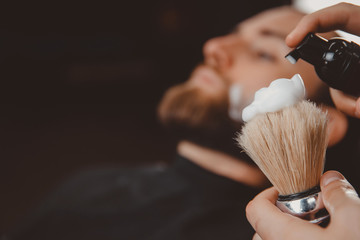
[242,74,306,122]
[228,83,243,122]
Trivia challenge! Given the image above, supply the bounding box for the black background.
[0,0,289,232]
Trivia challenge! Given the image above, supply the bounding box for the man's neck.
[177,140,267,188]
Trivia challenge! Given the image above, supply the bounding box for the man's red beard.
[158,82,230,131]
[158,82,250,158]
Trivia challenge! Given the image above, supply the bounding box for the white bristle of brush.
[237,100,328,196]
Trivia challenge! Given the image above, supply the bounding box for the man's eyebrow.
[261,29,287,41]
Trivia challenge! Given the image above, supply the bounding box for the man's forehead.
[234,7,304,37]
[236,19,289,37]
[234,23,288,41]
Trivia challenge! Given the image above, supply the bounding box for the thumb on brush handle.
[320,171,359,217]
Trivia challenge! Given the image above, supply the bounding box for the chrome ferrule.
[276,187,329,224]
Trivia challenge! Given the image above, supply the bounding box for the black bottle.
[286,33,360,96]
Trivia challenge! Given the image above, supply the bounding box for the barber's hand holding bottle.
[286,2,360,118]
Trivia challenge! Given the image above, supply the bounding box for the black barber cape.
[8,155,258,240]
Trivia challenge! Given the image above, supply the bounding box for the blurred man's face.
[159,7,325,129]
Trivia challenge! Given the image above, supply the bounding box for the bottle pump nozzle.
[286,33,360,96]
[286,33,328,65]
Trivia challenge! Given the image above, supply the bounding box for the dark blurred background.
[0,0,289,232]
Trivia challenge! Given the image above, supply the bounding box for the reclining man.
[7,6,351,240]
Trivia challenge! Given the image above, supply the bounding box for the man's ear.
[321,105,348,147]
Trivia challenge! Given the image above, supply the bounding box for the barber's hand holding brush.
[247,171,360,240]
[239,76,360,240]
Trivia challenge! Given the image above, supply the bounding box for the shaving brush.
[237,75,329,224]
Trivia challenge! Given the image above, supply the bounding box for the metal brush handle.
[276,187,329,224]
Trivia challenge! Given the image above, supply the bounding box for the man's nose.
[203,35,240,71]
